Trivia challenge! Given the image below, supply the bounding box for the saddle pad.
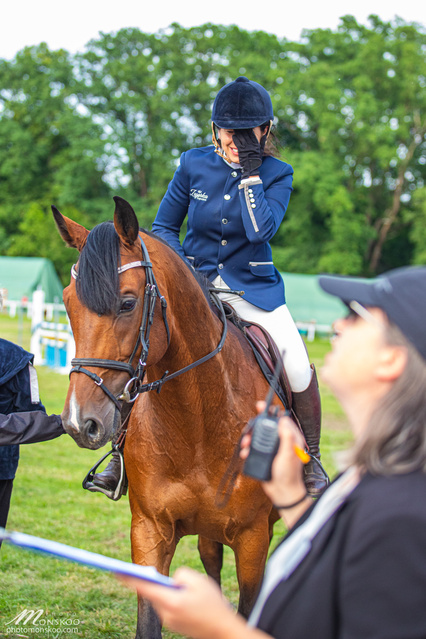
[211,296,293,414]
[243,322,292,411]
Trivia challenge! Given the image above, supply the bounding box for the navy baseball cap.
[318,266,426,361]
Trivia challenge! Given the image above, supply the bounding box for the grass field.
[0,313,352,639]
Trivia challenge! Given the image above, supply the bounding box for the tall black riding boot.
[291,364,329,497]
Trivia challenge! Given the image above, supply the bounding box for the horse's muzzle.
[63,414,111,450]
[84,418,107,448]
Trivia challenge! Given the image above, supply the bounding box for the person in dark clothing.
[120,266,426,639]
[0,339,64,538]
[0,410,64,446]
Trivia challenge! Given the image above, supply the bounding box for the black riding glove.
[232,129,265,179]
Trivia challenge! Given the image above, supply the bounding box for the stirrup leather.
[82,447,127,501]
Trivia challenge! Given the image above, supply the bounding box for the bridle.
[69,234,228,412]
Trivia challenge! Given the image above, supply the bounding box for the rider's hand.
[232,129,263,178]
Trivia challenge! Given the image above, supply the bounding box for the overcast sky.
[1,0,425,60]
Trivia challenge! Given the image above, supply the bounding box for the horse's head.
[53,197,170,449]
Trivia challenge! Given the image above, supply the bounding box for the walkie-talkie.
[243,355,289,482]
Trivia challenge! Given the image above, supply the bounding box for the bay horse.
[53,196,283,638]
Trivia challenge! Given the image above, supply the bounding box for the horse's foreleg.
[135,598,162,639]
[197,536,224,585]
[131,516,177,639]
[232,525,271,618]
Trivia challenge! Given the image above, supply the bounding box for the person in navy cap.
[0,339,64,540]
[121,265,426,639]
[92,76,326,499]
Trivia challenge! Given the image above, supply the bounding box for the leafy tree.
[1,19,425,278]
[0,44,112,277]
[272,15,426,274]
[406,186,426,264]
[74,24,285,225]
[6,201,81,284]
[0,44,110,215]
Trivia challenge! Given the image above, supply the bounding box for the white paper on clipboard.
[0,527,177,588]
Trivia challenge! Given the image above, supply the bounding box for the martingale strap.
[135,290,228,395]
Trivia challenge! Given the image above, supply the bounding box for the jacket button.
[224,194,231,200]
[218,263,224,269]
[231,171,238,177]
[251,203,257,209]
[221,240,227,246]
[222,218,228,224]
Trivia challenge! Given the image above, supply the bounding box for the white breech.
[212,275,312,392]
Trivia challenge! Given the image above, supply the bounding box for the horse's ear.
[113,196,140,247]
[51,206,89,252]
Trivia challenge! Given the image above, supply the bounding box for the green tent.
[281,272,346,333]
[0,260,346,330]
[0,257,63,303]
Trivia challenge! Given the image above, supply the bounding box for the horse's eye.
[119,298,137,313]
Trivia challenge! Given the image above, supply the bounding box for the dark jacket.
[152,146,293,311]
[0,339,49,479]
[257,471,426,639]
[0,411,64,446]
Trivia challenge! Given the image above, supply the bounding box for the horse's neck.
[154,285,224,373]
[144,241,255,419]
[146,270,240,414]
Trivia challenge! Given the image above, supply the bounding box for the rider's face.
[217,127,264,163]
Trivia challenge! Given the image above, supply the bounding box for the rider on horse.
[91,77,327,499]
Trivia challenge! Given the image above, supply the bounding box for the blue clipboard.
[0,527,177,588]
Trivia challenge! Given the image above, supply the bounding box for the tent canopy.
[0,260,347,328]
[282,271,346,329]
[0,257,63,303]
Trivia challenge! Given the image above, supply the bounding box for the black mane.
[76,222,214,315]
[77,221,121,315]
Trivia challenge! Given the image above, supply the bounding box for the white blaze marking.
[69,391,80,432]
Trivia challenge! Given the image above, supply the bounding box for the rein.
[69,234,227,411]
[136,289,227,394]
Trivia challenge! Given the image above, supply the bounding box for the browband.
[71,260,150,280]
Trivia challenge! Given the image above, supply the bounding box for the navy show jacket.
[0,339,46,480]
[152,146,293,311]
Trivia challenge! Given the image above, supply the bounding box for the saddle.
[219,300,293,413]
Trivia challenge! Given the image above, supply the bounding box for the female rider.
[151,76,326,496]
[92,77,326,498]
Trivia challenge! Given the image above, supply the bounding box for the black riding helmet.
[211,76,274,129]
[211,76,274,161]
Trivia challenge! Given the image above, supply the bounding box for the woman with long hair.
[121,265,426,639]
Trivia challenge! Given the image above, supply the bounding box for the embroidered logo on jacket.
[190,189,208,202]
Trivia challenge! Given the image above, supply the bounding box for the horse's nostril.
[86,420,99,440]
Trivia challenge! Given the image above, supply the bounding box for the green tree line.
[0,16,425,283]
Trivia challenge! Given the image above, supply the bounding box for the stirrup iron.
[82,447,127,501]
